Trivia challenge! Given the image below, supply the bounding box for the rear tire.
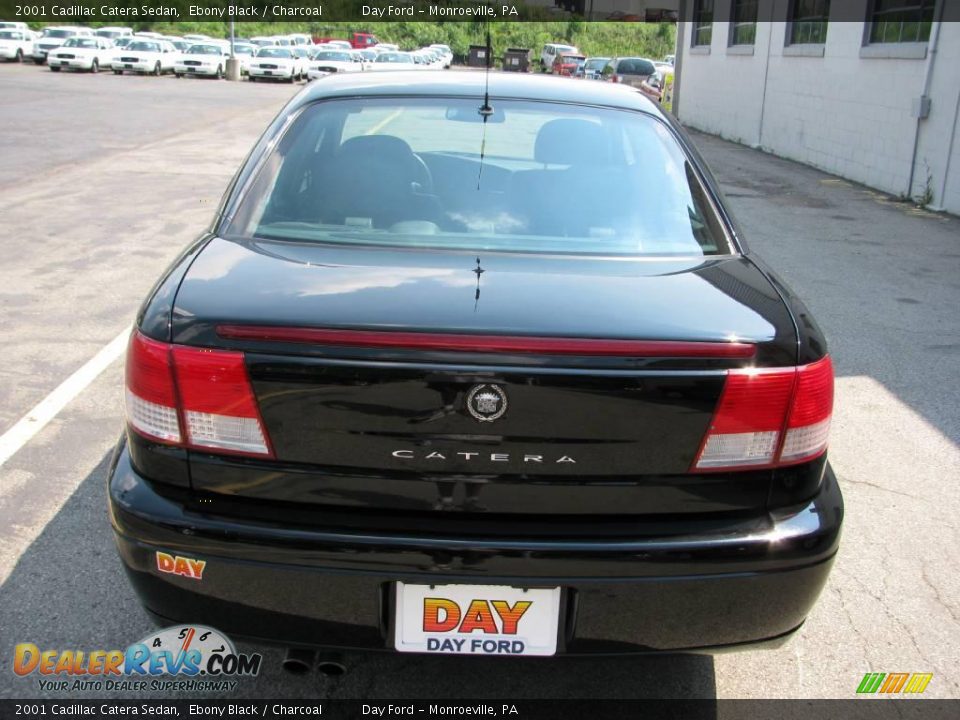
[91,59,99,74]
[215,65,222,79]
[50,65,61,72]
[33,57,44,65]
[153,61,161,77]
[248,75,255,82]
[175,72,182,78]
[15,49,22,63]
[113,69,122,75]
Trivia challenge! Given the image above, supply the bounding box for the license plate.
[124,64,132,69]
[60,61,68,66]
[394,582,561,656]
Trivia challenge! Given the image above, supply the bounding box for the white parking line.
[0,326,130,469]
[365,108,404,135]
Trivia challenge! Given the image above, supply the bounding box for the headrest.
[337,135,416,164]
[534,119,609,165]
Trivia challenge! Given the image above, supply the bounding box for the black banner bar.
[0,0,951,24]
[2,700,960,720]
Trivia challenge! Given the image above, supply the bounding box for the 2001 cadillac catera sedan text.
[109,72,843,661]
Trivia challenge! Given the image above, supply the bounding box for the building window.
[788,0,831,45]
[868,0,934,43]
[692,0,714,47]
[730,0,758,45]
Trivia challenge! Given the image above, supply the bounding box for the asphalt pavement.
[0,62,957,700]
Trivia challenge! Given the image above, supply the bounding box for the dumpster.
[467,45,490,68]
[502,47,530,72]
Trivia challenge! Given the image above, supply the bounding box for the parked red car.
[552,53,585,77]
[350,32,379,49]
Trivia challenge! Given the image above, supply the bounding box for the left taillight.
[125,330,273,458]
[125,332,180,443]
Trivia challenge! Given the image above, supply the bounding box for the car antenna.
[476,20,494,191]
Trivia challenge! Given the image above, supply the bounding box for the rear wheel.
[91,59,99,74]
[175,72,182,78]
[113,69,122,75]
[248,75,255,82]
[153,61,161,76]
[33,57,44,65]
[50,65,61,72]
[15,49,22,63]
[215,65,222,79]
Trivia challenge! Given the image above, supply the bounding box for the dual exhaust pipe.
[282,648,347,678]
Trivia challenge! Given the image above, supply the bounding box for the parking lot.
[0,61,958,700]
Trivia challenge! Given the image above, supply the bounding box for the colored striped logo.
[857,672,933,694]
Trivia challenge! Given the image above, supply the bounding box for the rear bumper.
[108,440,842,655]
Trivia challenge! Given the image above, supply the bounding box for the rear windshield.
[225,98,730,257]
[617,58,656,75]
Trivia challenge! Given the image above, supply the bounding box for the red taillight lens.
[611,74,621,83]
[692,356,834,472]
[172,346,272,457]
[125,332,180,443]
[781,356,834,464]
[124,331,272,457]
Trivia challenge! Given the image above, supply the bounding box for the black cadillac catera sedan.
[108,71,842,659]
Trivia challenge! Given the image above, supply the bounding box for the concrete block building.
[675,0,960,214]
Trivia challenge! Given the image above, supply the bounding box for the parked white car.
[247,46,304,83]
[372,51,417,71]
[231,42,257,75]
[48,36,115,72]
[0,21,30,32]
[31,26,93,65]
[429,44,453,68]
[174,42,230,78]
[355,48,377,70]
[0,28,33,63]
[288,33,312,46]
[306,49,364,80]
[95,27,132,42]
[113,39,178,76]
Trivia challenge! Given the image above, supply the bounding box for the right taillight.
[124,330,273,458]
[692,355,834,472]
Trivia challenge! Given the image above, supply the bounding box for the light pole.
[225,13,240,80]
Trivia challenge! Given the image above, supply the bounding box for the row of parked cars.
[0,22,455,82]
[540,42,674,102]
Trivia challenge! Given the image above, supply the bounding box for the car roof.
[293,71,665,118]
